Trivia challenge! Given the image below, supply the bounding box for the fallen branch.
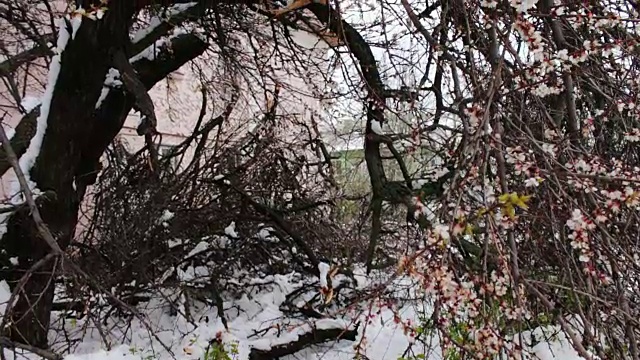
[0,336,62,360]
[248,326,358,360]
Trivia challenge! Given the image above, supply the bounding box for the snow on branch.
[4,17,73,204]
[130,2,200,53]
[95,2,202,113]
[248,321,358,360]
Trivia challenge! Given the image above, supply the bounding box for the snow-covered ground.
[0,269,587,360]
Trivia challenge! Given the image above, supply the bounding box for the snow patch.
[1,123,15,142]
[370,120,384,135]
[315,317,350,330]
[95,68,122,109]
[210,235,229,249]
[129,38,169,62]
[159,209,174,222]
[225,222,238,238]
[186,241,209,258]
[130,2,198,45]
[411,179,429,190]
[256,227,278,242]
[42,269,588,360]
[70,14,83,39]
[129,15,204,64]
[318,262,330,288]
[0,280,10,317]
[20,95,41,113]
[166,238,186,248]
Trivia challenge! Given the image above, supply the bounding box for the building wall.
[1,6,336,239]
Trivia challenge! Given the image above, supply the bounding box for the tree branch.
[0,336,62,360]
[248,325,358,360]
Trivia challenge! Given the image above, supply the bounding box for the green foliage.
[331,147,438,222]
[203,341,239,360]
[443,320,471,360]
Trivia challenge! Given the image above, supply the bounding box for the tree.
[0,0,392,349]
[2,0,640,358]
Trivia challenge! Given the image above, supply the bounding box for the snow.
[257,228,272,240]
[186,241,209,258]
[132,18,164,45]
[256,227,278,242]
[370,120,384,135]
[210,235,229,249]
[32,270,588,360]
[352,266,370,289]
[513,325,593,360]
[1,123,15,142]
[3,17,71,209]
[130,16,206,64]
[128,3,201,63]
[0,280,10,317]
[159,209,175,222]
[129,38,169,63]
[315,318,350,330]
[20,95,41,113]
[318,262,330,288]
[158,209,174,228]
[70,14,83,39]
[97,12,195,110]
[95,68,122,109]
[130,2,199,45]
[167,238,186,248]
[177,265,209,282]
[411,179,429,190]
[25,17,71,165]
[224,222,238,238]
[65,346,139,360]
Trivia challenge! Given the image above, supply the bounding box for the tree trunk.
[0,3,207,346]
[0,15,111,347]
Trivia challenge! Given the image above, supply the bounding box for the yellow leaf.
[324,288,334,304]
[514,194,532,210]
[505,204,516,219]
[498,193,510,203]
[464,224,474,235]
[329,266,340,279]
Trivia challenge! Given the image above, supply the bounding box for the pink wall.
[1,6,334,235]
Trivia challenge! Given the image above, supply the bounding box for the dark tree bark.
[1,15,112,347]
[248,326,358,360]
[0,4,207,345]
